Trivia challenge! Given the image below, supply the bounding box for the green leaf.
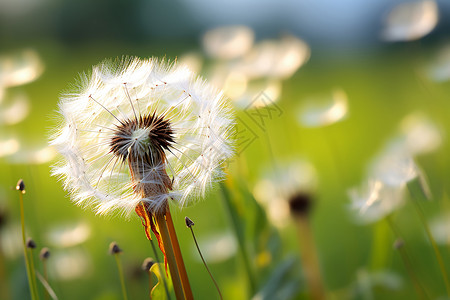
[254,256,299,300]
[150,263,173,300]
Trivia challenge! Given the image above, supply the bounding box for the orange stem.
[155,213,185,300]
[166,208,193,300]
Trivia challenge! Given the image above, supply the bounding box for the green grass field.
[1,40,450,300]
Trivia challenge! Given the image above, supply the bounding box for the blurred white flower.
[235,35,310,80]
[0,138,20,157]
[0,222,23,259]
[430,213,450,245]
[0,92,30,125]
[7,145,57,164]
[397,112,442,155]
[202,25,254,60]
[349,118,433,223]
[349,179,406,223]
[369,148,418,187]
[46,221,91,248]
[253,159,317,227]
[50,57,234,216]
[381,0,438,42]
[50,249,91,281]
[192,231,237,263]
[298,88,348,128]
[0,49,44,87]
[233,79,282,109]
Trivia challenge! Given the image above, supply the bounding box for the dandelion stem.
[186,219,222,300]
[165,209,193,300]
[412,201,450,297]
[386,216,429,300]
[155,212,185,300]
[113,253,128,300]
[293,215,325,300]
[149,239,171,300]
[18,191,38,300]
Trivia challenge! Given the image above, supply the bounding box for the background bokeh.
[1,0,450,299]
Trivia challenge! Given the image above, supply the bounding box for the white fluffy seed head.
[50,57,235,216]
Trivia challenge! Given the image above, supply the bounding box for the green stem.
[386,216,429,300]
[412,201,450,297]
[189,226,223,300]
[43,261,49,300]
[114,254,128,300]
[28,248,39,299]
[19,192,38,300]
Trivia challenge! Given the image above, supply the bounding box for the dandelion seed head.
[51,57,234,216]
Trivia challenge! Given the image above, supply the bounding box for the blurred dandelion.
[7,145,57,165]
[381,0,438,42]
[397,112,442,155]
[298,88,348,128]
[0,49,44,88]
[236,35,310,80]
[349,179,406,224]
[202,25,254,60]
[0,92,30,126]
[50,248,91,281]
[430,213,450,245]
[0,138,20,158]
[46,221,91,248]
[50,57,234,299]
[349,113,435,223]
[253,159,317,228]
[191,230,237,264]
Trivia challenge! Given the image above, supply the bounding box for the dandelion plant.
[50,57,234,299]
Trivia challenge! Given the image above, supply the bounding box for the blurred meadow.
[1,0,450,299]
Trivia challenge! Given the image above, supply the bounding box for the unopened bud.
[142,257,155,272]
[185,216,195,228]
[109,241,122,254]
[26,238,36,249]
[16,179,25,193]
[393,238,404,249]
[40,247,51,260]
